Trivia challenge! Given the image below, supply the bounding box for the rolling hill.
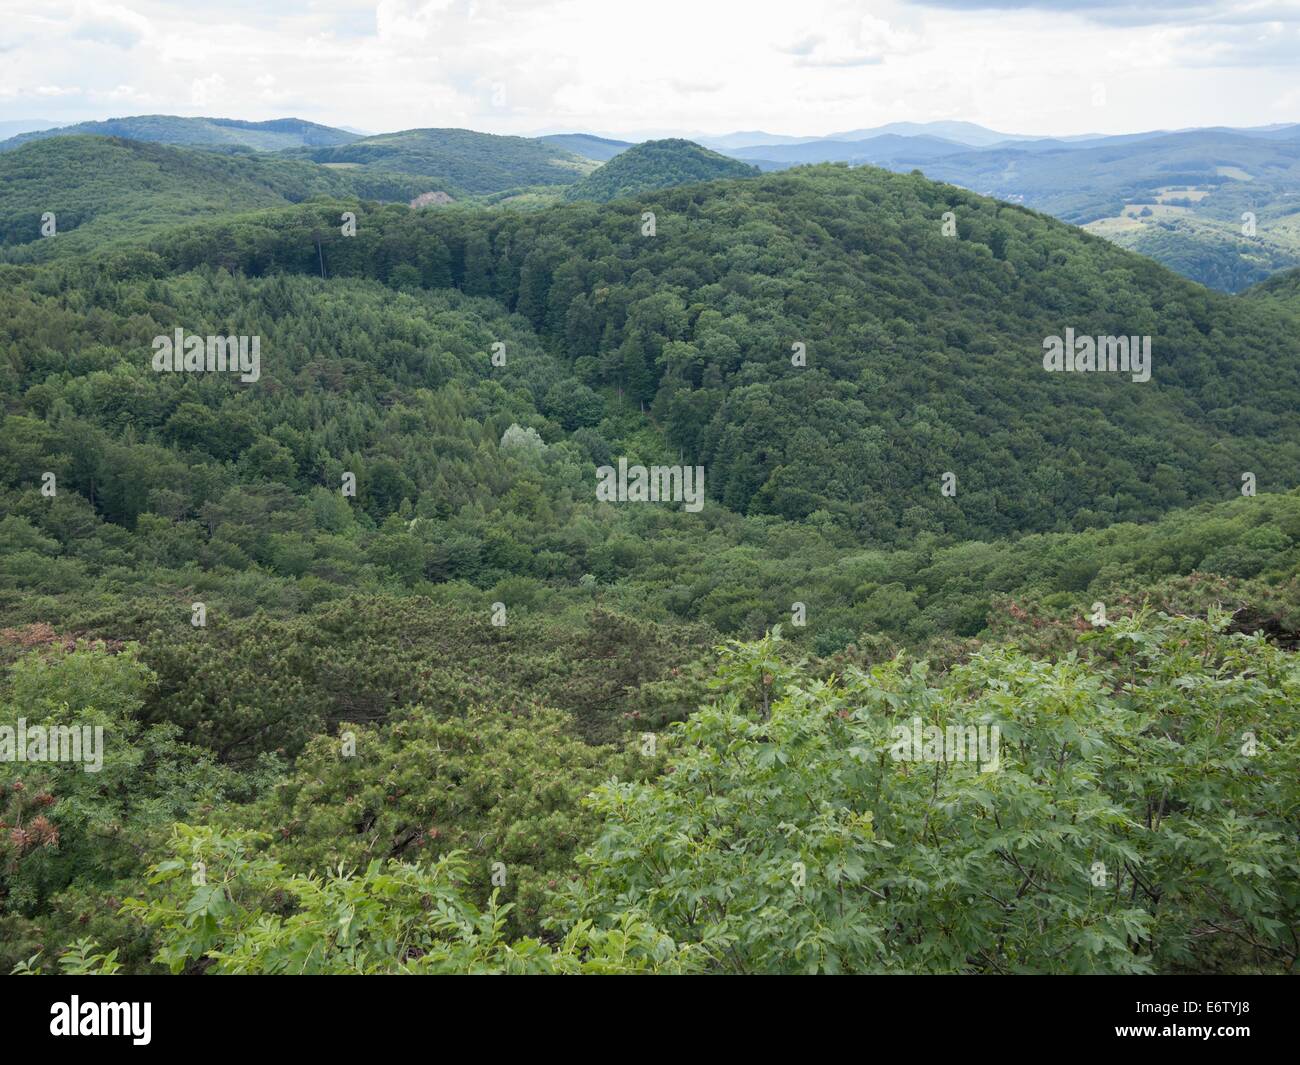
[915,130,1300,223]
[0,136,433,263]
[2,140,1299,977]
[726,133,967,169]
[1243,264,1300,307]
[704,124,1300,291]
[562,138,760,202]
[537,133,633,161]
[0,119,56,140]
[700,121,1033,151]
[285,127,598,194]
[5,157,1299,639]
[57,160,1299,544]
[907,130,1300,291]
[0,115,358,152]
[820,120,1033,147]
[17,112,1300,290]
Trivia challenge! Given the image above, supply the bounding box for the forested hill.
[538,133,633,161]
[910,130,1300,293]
[283,127,598,193]
[0,115,358,152]
[0,136,432,263]
[3,150,1299,976]
[61,161,1300,541]
[563,138,760,202]
[1244,264,1300,307]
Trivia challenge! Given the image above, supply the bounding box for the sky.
[1,0,1298,140]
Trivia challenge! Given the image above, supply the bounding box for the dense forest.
[12,116,1300,293]
[1,133,1297,975]
[0,115,360,153]
[710,126,1300,293]
[0,137,432,262]
[282,128,599,193]
[562,139,760,202]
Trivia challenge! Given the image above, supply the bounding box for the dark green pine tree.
[461,231,493,296]
[515,250,551,329]
[618,331,655,409]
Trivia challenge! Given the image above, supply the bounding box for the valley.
[1,96,1297,980]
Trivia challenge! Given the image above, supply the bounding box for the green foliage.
[12,938,123,975]
[127,599,708,756]
[915,130,1300,290]
[562,615,1299,973]
[1,116,358,153]
[227,704,662,936]
[1111,217,1300,294]
[285,127,597,194]
[0,136,429,263]
[3,137,1298,977]
[121,825,692,974]
[1245,264,1300,307]
[563,139,760,203]
[0,644,277,973]
[48,164,1296,543]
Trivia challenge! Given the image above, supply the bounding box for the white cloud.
[103,83,147,100]
[190,73,227,108]
[0,0,1295,137]
[68,2,152,48]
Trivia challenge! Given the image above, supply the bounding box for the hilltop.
[707,124,1300,291]
[916,129,1300,292]
[537,133,633,161]
[563,138,760,202]
[1243,264,1300,307]
[0,115,358,152]
[17,161,1300,543]
[0,136,432,263]
[284,127,597,194]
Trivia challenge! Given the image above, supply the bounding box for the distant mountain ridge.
[911,129,1300,291]
[699,121,1300,155]
[7,111,1300,289]
[697,121,1035,152]
[0,115,359,152]
[0,119,57,140]
[537,133,633,161]
[727,134,968,170]
[693,122,1300,291]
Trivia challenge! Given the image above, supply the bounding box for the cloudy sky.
[1,0,1297,139]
